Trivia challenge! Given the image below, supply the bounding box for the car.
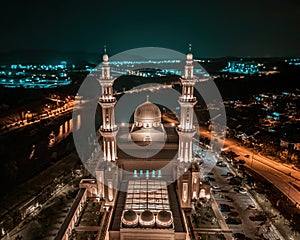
[216,161,227,167]
[232,232,246,240]
[221,171,235,177]
[247,204,257,209]
[224,195,233,202]
[204,176,215,182]
[210,185,221,192]
[221,189,229,193]
[220,203,231,212]
[226,217,242,224]
[239,187,247,194]
[222,214,228,219]
[249,214,267,221]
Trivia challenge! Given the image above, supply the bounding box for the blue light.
[158,170,162,178]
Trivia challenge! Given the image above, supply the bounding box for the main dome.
[134,99,161,128]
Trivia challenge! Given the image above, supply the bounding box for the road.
[0,101,74,135]
[199,128,300,206]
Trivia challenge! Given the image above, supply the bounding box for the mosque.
[55,49,208,240]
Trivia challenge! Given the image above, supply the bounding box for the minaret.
[95,47,119,202]
[177,44,197,163]
[177,45,199,209]
[98,46,118,162]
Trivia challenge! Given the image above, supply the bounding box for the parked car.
[211,185,221,192]
[220,203,231,212]
[249,214,267,221]
[239,187,247,194]
[205,176,215,182]
[225,195,233,202]
[226,217,242,224]
[217,161,227,167]
[247,204,256,209]
[232,232,246,240]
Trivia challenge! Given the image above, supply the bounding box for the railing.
[179,96,197,103]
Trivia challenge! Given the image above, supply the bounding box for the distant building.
[221,60,260,75]
[280,139,300,151]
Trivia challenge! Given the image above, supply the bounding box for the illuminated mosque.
[55,48,206,240]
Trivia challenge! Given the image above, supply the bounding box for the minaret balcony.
[180,77,197,84]
[99,126,118,132]
[176,126,196,133]
[99,76,114,81]
[99,97,116,103]
[179,96,196,103]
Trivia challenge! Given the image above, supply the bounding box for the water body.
[0,114,81,193]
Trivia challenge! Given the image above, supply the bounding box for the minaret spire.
[176,47,197,163]
[176,46,199,209]
[188,43,192,53]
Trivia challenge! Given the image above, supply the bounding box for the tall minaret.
[177,44,197,163]
[95,47,119,202]
[98,46,118,162]
[177,45,200,209]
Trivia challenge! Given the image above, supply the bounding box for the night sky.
[1,0,300,57]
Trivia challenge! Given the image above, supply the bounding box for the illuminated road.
[0,101,74,135]
[199,129,300,206]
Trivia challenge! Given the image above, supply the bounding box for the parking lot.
[193,144,283,240]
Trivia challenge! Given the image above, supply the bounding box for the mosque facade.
[55,49,206,240]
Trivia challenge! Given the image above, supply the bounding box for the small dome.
[187,53,193,60]
[134,99,161,128]
[156,210,173,228]
[121,209,138,227]
[139,210,155,228]
[103,54,109,62]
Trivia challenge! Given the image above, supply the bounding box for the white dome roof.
[134,100,161,126]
